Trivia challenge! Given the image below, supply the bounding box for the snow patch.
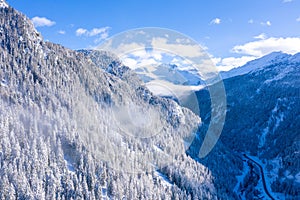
[259,127,269,148]
[222,52,290,80]
[264,67,293,84]
[259,99,285,148]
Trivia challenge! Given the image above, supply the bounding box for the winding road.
[243,154,275,200]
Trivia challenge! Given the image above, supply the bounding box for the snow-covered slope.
[0,3,222,199]
[193,51,300,198]
[221,52,291,79]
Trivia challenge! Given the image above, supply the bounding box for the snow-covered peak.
[221,52,291,79]
[0,0,8,8]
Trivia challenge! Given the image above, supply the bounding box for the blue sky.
[7,0,300,70]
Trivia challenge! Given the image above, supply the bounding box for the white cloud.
[136,58,159,68]
[283,0,292,3]
[94,32,109,43]
[122,57,138,68]
[214,36,300,71]
[76,27,110,44]
[214,56,257,71]
[232,37,300,57]
[58,30,66,35]
[89,27,109,37]
[120,49,164,70]
[76,27,110,37]
[248,19,254,24]
[31,16,55,27]
[131,50,163,61]
[297,17,300,22]
[75,28,87,36]
[101,42,145,56]
[210,18,221,25]
[254,33,267,40]
[261,20,271,26]
[151,37,206,58]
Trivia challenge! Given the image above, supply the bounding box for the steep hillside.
[0,3,222,199]
[193,52,300,198]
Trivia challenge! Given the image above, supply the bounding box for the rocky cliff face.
[0,3,221,199]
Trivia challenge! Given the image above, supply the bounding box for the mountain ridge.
[220,51,300,80]
[0,3,224,199]
[0,1,299,199]
[193,50,300,198]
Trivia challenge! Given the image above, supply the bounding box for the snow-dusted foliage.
[1,1,299,199]
[0,3,219,199]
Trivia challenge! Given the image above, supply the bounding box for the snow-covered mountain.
[191,51,300,199]
[1,1,299,199]
[220,51,292,79]
[0,2,225,199]
[135,63,205,86]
